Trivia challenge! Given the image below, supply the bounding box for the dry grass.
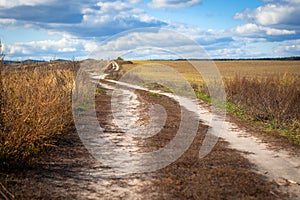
[124,60,300,79]
[1,59,299,167]
[122,60,300,144]
[224,74,300,143]
[215,60,300,79]
[0,62,78,168]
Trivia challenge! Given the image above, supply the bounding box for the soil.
[0,82,295,199]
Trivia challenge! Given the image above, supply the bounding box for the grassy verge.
[0,62,78,169]
[194,74,300,145]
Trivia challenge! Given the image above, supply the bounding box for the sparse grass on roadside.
[95,84,107,95]
[147,92,161,97]
[0,62,78,169]
[190,71,300,144]
[143,83,173,93]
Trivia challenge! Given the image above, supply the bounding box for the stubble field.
[122,60,300,145]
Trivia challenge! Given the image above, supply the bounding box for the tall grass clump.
[225,74,300,143]
[0,62,77,168]
[192,73,300,144]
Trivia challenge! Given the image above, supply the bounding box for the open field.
[0,60,299,199]
[123,60,300,82]
[1,59,299,168]
[122,60,300,144]
[0,59,299,168]
[2,81,291,199]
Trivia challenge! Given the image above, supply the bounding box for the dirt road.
[1,80,299,199]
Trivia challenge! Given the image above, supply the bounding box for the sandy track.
[1,79,299,199]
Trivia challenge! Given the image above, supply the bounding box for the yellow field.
[123,60,300,82]
[122,60,300,144]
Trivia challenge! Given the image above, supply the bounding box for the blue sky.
[0,0,299,60]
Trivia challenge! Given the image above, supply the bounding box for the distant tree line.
[157,56,300,61]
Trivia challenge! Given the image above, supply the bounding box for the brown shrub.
[225,74,300,142]
[193,73,300,143]
[0,62,76,167]
[226,75,300,122]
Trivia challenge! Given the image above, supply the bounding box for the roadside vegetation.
[1,59,299,169]
[0,61,78,169]
[122,60,300,145]
[200,73,300,144]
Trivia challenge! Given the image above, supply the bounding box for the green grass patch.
[96,85,107,95]
[143,83,173,93]
[147,92,161,97]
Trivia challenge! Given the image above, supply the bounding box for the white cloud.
[255,4,295,26]
[148,0,201,9]
[235,0,300,27]
[90,1,157,24]
[58,47,76,52]
[83,41,98,52]
[128,0,142,4]
[0,0,166,38]
[1,0,300,60]
[8,45,31,55]
[233,0,300,45]
[89,28,214,59]
[0,18,17,27]
[5,37,88,60]
[235,23,295,36]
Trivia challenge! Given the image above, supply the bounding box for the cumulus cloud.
[235,0,300,27]
[0,0,166,37]
[0,18,18,27]
[4,24,239,60]
[148,0,201,9]
[235,23,295,36]
[233,0,300,44]
[1,0,300,59]
[88,28,218,59]
[4,37,94,60]
[0,1,171,60]
[85,26,260,59]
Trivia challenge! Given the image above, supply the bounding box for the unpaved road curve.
[105,78,300,198]
[1,78,299,199]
